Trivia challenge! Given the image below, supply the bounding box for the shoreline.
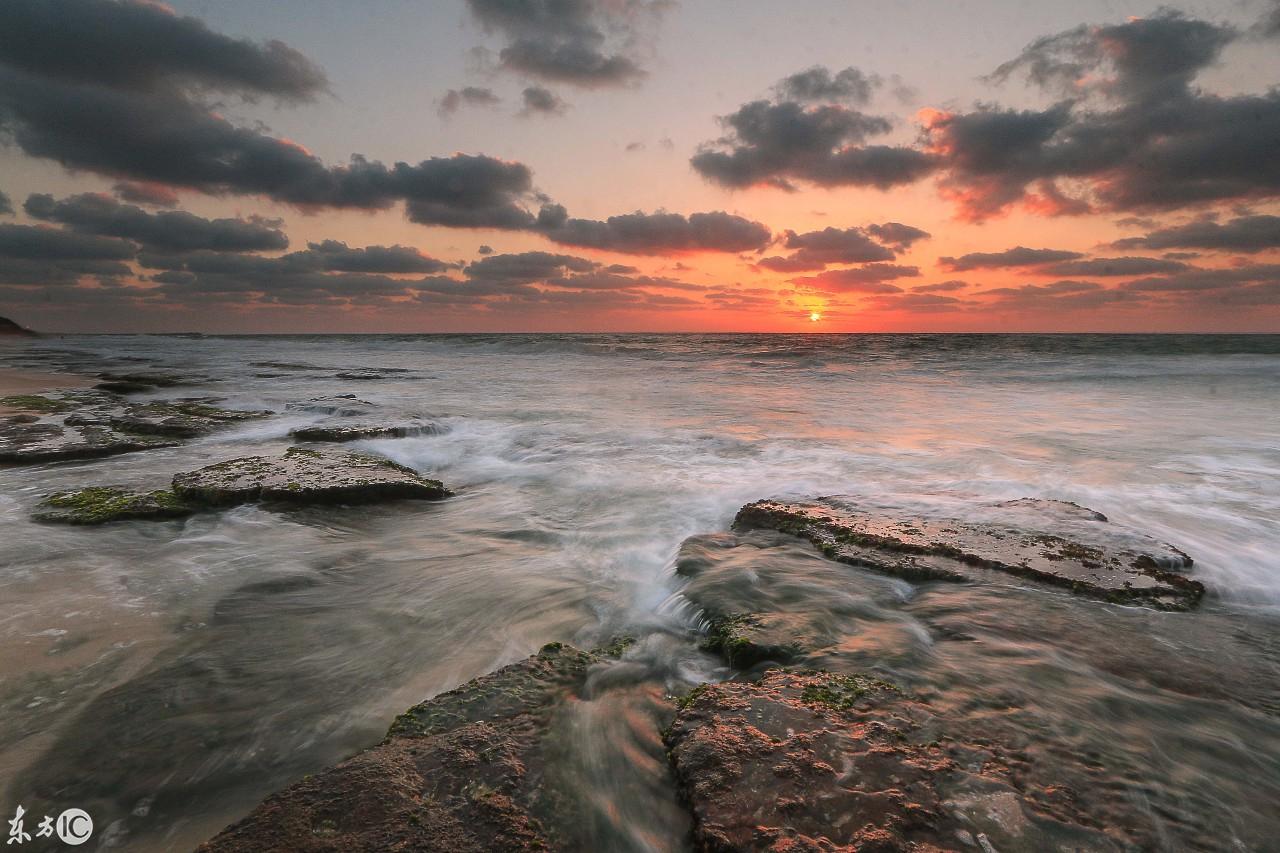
[0,367,93,415]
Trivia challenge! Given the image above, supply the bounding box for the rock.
[198,643,606,852]
[285,395,376,418]
[289,422,447,443]
[33,487,196,525]
[0,316,36,336]
[171,447,451,506]
[0,392,270,464]
[734,497,1203,610]
[666,669,1122,852]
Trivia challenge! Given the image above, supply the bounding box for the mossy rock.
[0,394,74,413]
[34,487,196,525]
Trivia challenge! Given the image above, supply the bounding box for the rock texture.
[289,422,447,443]
[0,391,269,464]
[666,669,1123,852]
[198,642,607,853]
[171,447,451,506]
[33,487,195,525]
[735,497,1203,609]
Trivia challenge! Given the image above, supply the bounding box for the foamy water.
[0,333,1277,850]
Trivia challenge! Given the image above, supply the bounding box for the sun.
[809,311,822,322]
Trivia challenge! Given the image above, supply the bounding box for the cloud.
[0,222,135,286]
[305,239,451,274]
[875,292,967,312]
[24,192,289,253]
[465,0,667,88]
[438,86,500,116]
[0,190,11,216]
[941,246,1083,271]
[0,0,327,100]
[520,85,568,116]
[925,11,1280,219]
[691,99,936,190]
[755,225,899,271]
[477,244,494,255]
[463,250,598,284]
[535,206,771,254]
[1112,215,1280,253]
[974,280,1141,309]
[865,222,930,250]
[789,263,920,292]
[112,181,179,207]
[773,66,881,105]
[912,279,968,293]
[1040,256,1189,277]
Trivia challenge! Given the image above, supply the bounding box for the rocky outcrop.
[0,391,270,464]
[734,497,1203,610]
[93,371,201,394]
[33,487,196,525]
[198,643,609,853]
[171,447,450,506]
[0,316,36,336]
[289,422,447,443]
[666,669,1124,852]
[285,395,376,418]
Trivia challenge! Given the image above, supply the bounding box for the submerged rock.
[285,395,376,418]
[289,422,447,443]
[735,497,1203,610]
[0,391,270,464]
[199,642,607,852]
[666,669,1123,852]
[171,447,451,506]
[33,487,195,525]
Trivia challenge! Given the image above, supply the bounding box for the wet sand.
[0,368,92,414]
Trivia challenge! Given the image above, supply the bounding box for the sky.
[1,0,1279,333]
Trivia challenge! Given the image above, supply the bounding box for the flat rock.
[0,392,270,464]
[285,395,376,418]
[289,422,447,443]
[666,669,1123,852]
[171,447,451,506]
[198,642,606,853]
[735,497,1203,610]
[33,487,196,525]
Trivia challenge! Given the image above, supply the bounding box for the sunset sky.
[1,0,1279,333]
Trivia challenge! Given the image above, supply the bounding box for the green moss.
[675,683,712,711]
[799,673,898,710]
[36,487,193,525]
[1,394,73,413]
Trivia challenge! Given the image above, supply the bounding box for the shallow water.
[0,333,1277,850]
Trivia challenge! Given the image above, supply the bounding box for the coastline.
[0,368,92,415]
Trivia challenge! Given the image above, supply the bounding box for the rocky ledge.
[289,422,447,443]
[35,447,452,523]
[734,497,1203,610]
[0,391,269,464]
[666,668,1124,852]
[198,642,614,853]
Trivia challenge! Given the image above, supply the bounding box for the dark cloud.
[112,181,179,207]
[774,66,881,105]
[464,251,598,284]
[306,240,451,274]
[477,244,494,255]
[1121,263,1280,292]
[941,246,1084,271]
[913,280,968,293]
[0,222,135,260]
[1258,1,1280,37]
[24,192,289,253]
[465,0,666,87]
[926,11,1280,219]
[756,226,897,272]
[520,85,568,115]
[535,207,770,254]
[438,86,501,116]
[0,190,11,216]
[1040,256,1189,277]
[866,222,930,250]
[691,99,936,190]
[1112,215,1280,253]
[0,221,135,287]
[875,292,967,312]
[975,280,1141,309]
[0,0,327,99]
[789,263,919,292]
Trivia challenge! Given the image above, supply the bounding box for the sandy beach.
[0,367,91,414]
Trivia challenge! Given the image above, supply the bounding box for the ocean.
[1,333,1278,850]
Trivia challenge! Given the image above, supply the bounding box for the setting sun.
[810,312,822,322]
